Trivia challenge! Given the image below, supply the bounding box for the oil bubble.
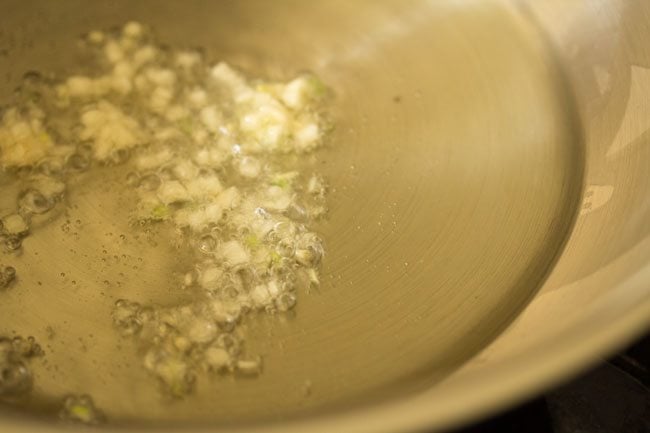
[276,292,296,312]
[4,237,22,252]
[19,189,54,214]
[125,172,139,186]
[109,148,131,165]
[0,266,16,289]
[197,234,216,255]
[276,238,295,258]
[138,173,161,191]
[37,158,64,176]
[0,361,32,397]
[66,153,90,171]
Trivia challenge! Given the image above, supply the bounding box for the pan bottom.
[0,0,584,426]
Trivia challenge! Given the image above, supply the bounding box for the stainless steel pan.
[0,0,648,432]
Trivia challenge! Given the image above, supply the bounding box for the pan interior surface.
[0,0,583,427]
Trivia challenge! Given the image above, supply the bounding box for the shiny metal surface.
[0,0,648,432]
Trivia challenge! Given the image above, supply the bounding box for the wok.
[0,0,648,432]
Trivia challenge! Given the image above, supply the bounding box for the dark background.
[456,334,650,433]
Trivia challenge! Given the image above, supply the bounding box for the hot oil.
[0,0,584,426]
[0,19,332,422]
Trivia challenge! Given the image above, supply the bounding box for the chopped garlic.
[199,105,222,133]
[0,108,54,168]
[185,175,223,200]
[66,76,102,97]
[87,31,105,44]
[164,105,189,122]
[199,267,223,290]
[122,21,144,39]
[104,40,124,63]
[145,67,176,88]
[175,51,201,69]
[79,101,145,160]
[219,240,249,266]
[2,214,29,235]
[193,147,228,167]
[205,347,231,371]
[0,21,332,400]
[29,175,66,199]
[251,284,272,307]
[187,88,208,108]
[172,160,199,181]
[149,86,174,113]
[238,156,262,178]
[282,75,321,109]
[236,358,262,376]
[215,187,241,209]
[260,185,293,211]
[187,319,217,344]
[239,93,290,151]
[173,202,225,231]
[210,62,247,93]
[294,122,321,150]
[135,148,173,170]
[133,45,158,68]
[157,180,189,204]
